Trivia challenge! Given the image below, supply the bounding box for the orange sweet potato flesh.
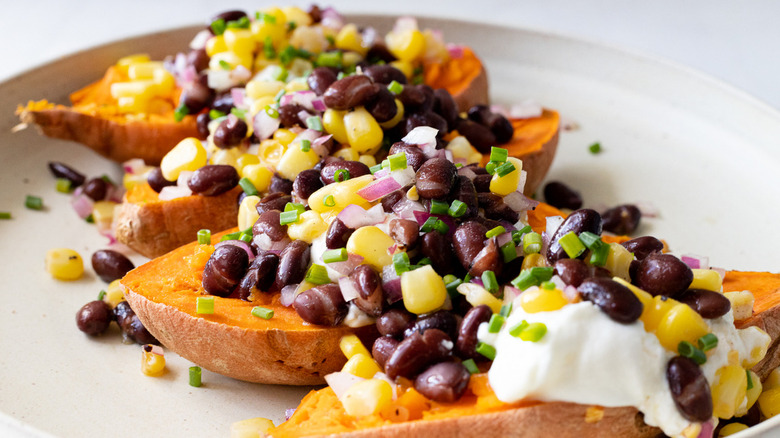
[424,47,488,112]
[499,111,560,197]
[16,66,200,165]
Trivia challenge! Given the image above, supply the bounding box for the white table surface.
[5,0,780,111]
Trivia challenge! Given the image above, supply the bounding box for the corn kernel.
[271,129,296,147]
[356,155,376,168]
[690,269,723,291]
[116,96,149,114]
[323,108,350,144]
[110,80,157,100]
[257,139,285,166]
[655,303,710,351]
[342,378,394,417]
[104,279,125,308]
[288,25,328,53]
[152,69,175,96]
[378,99,405,129]
[712,365,748,419]
[614,277,653,307]
[342,353,382,379]
[209,51,244,71]
[446,136,483,164]
[92,200,118,229]
[116,54,151,74]
[241,164,273,194]
[335,23,368,55]
[205,35,227,57]
[276,141,321,180]
[742,326,770,368]
[332,147,360,161]
[287,210,327,243]
[340,335,372,359]
[252,20,287,47]
[249,96,277,119]
[281,6,312,27]
[489,157,523,196]
[127,61,164,80]
[308,174,374,214]
[344,107,383,153]
[161,138,207,181]
[719,423,749,436]
[141,346,166,377]
[521,253,547,270]
[422,29,449,62]
[246,79,285,100]
[230,417,275,438]
[390,60,414,78]
[401,265,448,314]
[347,226,396,270]
[210,147,243,168]
[744,370,763,412]
[765,367,780,390]
[724,291,754,321]
[236,153,261,175]
[520,287,569,313]
[386,29,425,62]
[342,52,363,68]
[45,248,84,281]
[238,195,261,231]
[759,387,780,418]
[223,28,256,55]
[123,169,152,191]
[605,243,633,281]
[640,295,678,332]
[681,424,702,438]
[457,282,503,313]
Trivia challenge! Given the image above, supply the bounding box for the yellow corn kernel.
[340,335,372,359]
[249,96,277,118]
[489,157,523,196]
[281,6,312,26]
[378,99,405,129]
[238,195,261,231]
[289,25,328,53]
[323,108,350,144]
[123,170,151,191]
[104,279,125,308]
[724,291,754,321]
[209,51,248,71]
[287,210,327,243]
[116,96,148,114]
[759,387,780,418]
[344,107,383,153]
[521,253,547,270]
[719,423,749,437]
[742,326,771,368]
[347,226,396,270]
[342,378,394,417]
[640,295,678,332]
[223,28,256,55]
[308,174,374,214]
[614,277,653,306]
[45,248,84,281]
[333,147,360,161]
[520,287,569,313]
[116,54,151,73]
[712,365,748,419]
[205,35,228,57]
[690,269,723,291]
[386,29,425,62]
[273,128,297,147]
[401,265,448,315]
[246,79,286,100]
[251,20,287,46]
[110,80,156,100]
[127,61,164,80]
[681,424,702,438]
[257,139,285,166]
[230,417,275,438]
[342,353,382,379]
[446,136,483,164]
[211,147,243,168]
[422,29,449,62]
[605,243,633,281]
[744,370,763,412]
[160,138,208,181]
[390,60,414,78]
[276,141,321,180]
[335,23,368,56]
[152,69,175,96]
[358,154,377,167]
[765,367,780,390]
[92,200,118,228]
[141,346,166,377]
[457,282,503,313]
[284,77,310,93]
[655,303,710,351]
[406,185,420,201]
[342,52,364,69]
[241,164,273,194]
[236,153,260,175]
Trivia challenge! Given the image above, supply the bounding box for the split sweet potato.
[424,47,488,113]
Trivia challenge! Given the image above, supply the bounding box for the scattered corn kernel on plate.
[2,14,780,438]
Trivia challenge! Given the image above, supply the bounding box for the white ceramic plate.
[1,15,779,438]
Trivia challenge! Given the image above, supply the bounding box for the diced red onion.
[177,170,193,188]
[158,185,192,200]
[383,278,403,304]
[338,277,360,302]
[496,232,513,248]
[98,225,117,245]
[320,7,345,30]
[285,409,297,421]
[563,285,579,301]
[392,198,426,220]
[361,27,378,47]
[681,255,704,270]
[296,129,321,144]
[489,104,510,119]
[312,134,332,157]
[252,233,290,252]
[390,167,415,188]
[181,65,197,87]
[518,170,528,193]
[402,126,437,149]
[253,110,281,141]
[509,100,543,119]
[393,16,419,34]
[280,93,293,107]
[443,150,454,163]
[373,169,389,179]
[230,87,247,109]
[542,216,565,255]
[470,277,484,288]
[279,284,299,307]
[504,191,540,212]
[551,274,566,290]
[123,158,147,175]
[446,44,464,59]
[357,177,402,202]
[337,204,386,228]
[324,372,364,400]
[503,285,521,302]
[105,183,125,203]
[711,267,726,280]
[421,142,439,159]
[189,30,212,50]
[382,263,399,282]
[457,166,477,180]
[328,253,364,277]
[697,419,715,438]
[311,98,326,112]
[231,65,252,83]
[215,240,256,263]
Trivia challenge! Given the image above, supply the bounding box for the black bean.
[622,236,664,260]
[577,277,643,323]
[146,167,176,193]
[450,176,479,219]
[187,48,210,73]
[278,103,307,128]
[416,158,457,199]
[307,5,322,23]
[546,209,603,264]
[472,174,492,193]
[324,218,353,250]
[453,221,488,272]
[602,204,642,235]
[456,119,496,153]
[366,42,396,63]
[489,115,514,144]
[202,244,249,297]
[405,112,448,136]
[91,249,135,283]
[269,174,293,195]
[114,301,158,345]
[372,336,399,369]
[180,79,214,113]
[404,310,458,341]
[415,362,471,403]
[253,210,288,241]
[293,283,347,326]
[188,164,240,196]
[196,113,211,139]
[397,84,428,111]
[381,189,405,213]
[667,356,713,421]
[350,265,384,317]
[388,218,419,248]
[470,237,503,277]
[211,90,234,114]
[676,289,731,319]
[48,162,85,188]
[83,177,108,201]
[236,252,279,300]
[76,300,112,336]
[543,181,583,210]
[388,142,426,171]
[635,253,693,297]
[366,86,398,122]
[274,240,311,289]
[456,305,492,359]
[377,308,415,338]
[292,169,324,202]
[320,160,371,185]
[385,328,452,379]
[323,75,378,110]
[213,115,248,148]
[363,64,407,85]
[307,67,338,96]
[554,259,590,288]
[417,231,455,275]
[255,192,291,215]
[433,89,459,130]
[477,192,519,223]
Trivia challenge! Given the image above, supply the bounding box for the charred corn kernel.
[161,138,207,181]
[743,326,771,368]
[390,60,414,78]
[605,243,633,281]
[223,28,256,55]
[520,287,569,313]
[246,79,285,100]
[273,128,297,147]
[333,147,359,161]
[690,269,723,291]
[344,107,383,153]
[386,29,425,62]
[257,139,285,166]
[457,282,503,313]
[308,174,374,214]
[401,265,448,314]
[640,295,678,332]
[712,365,748,419]
[110,80,156,100]
[335,23,368,55]
[141,346,166,377]
[745,370,763,411]
[759,387,780,418]
[342,378,394,417]
[127,61,164,80]
[211,147,243,168]
[347,226,396,270]
[378,99,405,129]
[655,303,709,351]
[276,142,320,180]
[323,108,350,144]
[719,423,749,436]
[287,210,327,243]
[358,155,377,167]
[765,368,780,390]
[45,248,84,281]
[116,54,151,73]
[521,253,547,270]
[230,417,275,438]
[489,157,523,196]
[342,353,382,379]
[281,6,312,26]
[104,279,125,308]
[340,335,372,359]
[236,153,260,175]
[92,201,118,228]
[724,291,754,321]
[446,136,483,164]
[241,164,273,193]
[206,35,227,57]
[238,195,261,230]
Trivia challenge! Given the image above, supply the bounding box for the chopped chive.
[251,306,275,320]
[287,21,297,32]
[388,152,408,171]
[270,66,288,82]
[226,16,251,29]
[322,248,348,263]
[173,103,189,122]
[487,314,505,333]
[443,274,458,284]
[239,177,258,196]
[197,229,211,245]
[512,226,532,244]
[697,333,718,352]
[420,216,438,233]
[85,214,94,223]
[475,342,496,361]
[393,252,411,276]
[558,231,586,259]
[746,369,754,390]
[264,105,279,118]
[485,161,498,175]
[0,212,11,219]
[522,232,542,254]
[380,159,390,170]
[264,36,277,59]
[499,303,513,317]
[589,242,610,267]
[284,202,306,215]
[300,139,312,152]
[482,270,498,294]
[189,366,202,387]
[25,195,43,210]
[387,80,403,95]
[430,199,449,215]
[210,18,226,35]
[678,341,707,365]
[316,51,343,68]
[509,320,529,337]
[462,358,479,374]
[55,178,72,193]
[238,232,252,243]
[196,296,215,314]
[448,200,467,218]
[445,278,462,296]
[279,210,300,225]
[323,194,336,207]
[500,241,518,263]
[489,147,508,163]
[486,225,506,239]
[334,169,350,182]
[519,322,547,342]
[306,116,323,131]
[511,266,554,290]
[305,264,331,285]
[414,257,432,269]
[578,232,601,249]
[463,274,473,283]
[541,281,556,290]
[274,88,286,103]
[209,109,226,119]
[231,107,248,119]
[218,59,232,70]
[220,230,242,241]
[97,290,107,300]
[433,219,449,234]
[369,164,383,174]
[495,161,516,178]
[455,163,463,169]
[589,142,602,154]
